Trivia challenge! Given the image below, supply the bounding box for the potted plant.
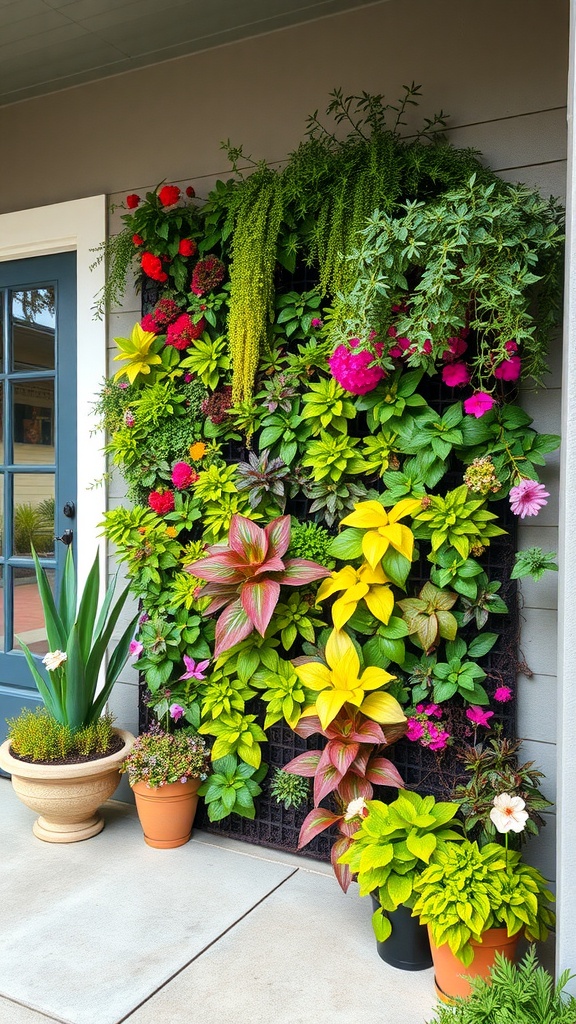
[338,790,463,970]
[411,816,555,1001]
[120,724,211,848]
[0,547,138,842]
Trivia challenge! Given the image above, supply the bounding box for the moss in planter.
[7,707,117,763]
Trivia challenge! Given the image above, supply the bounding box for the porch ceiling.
[0,0,379,107]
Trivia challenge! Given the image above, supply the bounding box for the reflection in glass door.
[0,253,76,733]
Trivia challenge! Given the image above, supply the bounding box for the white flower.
[344,797,368,821]
[489,792,529,834]
[42,650,68,672]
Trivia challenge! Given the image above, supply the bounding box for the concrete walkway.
[0,778,438,1024]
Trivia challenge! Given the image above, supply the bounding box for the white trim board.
[0,195,107,585]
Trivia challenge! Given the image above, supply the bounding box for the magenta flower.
[463,392,496,418]
[509,478,549,518]
[442,362,471,388]
[328,339,385,395]
[426,724,451,750]
[493,355,522,381]
[129,640,143,658]
[178,656,209,681]
[406,719,425,741]
[172,461,195,489]
[311,318,323,329]
[505,340,518,354]
[494,686,513,703]
[442,336,468,362]
[169,703,184,721]
[423,703,443,718]
[466,706,494,728]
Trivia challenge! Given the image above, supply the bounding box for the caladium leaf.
[265,515,291,560]
[240,578,281,636]
[314,746,343,804]
[327,738,360,776]
[228,514,268,562]
[298,807,342,849]
[331,836,354,893]
[282,750,321,777]
[214,599,254,658]
[278,558,331,585]
[365,756,404,789]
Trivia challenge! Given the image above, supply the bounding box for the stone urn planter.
[0,728,135,843]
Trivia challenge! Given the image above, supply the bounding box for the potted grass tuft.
[0,547,138,843]
[120,724,211,848]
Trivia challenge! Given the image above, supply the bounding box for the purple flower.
[509,479,549,519]
[139,612,149,625]
[169,703,185,721]
[178,656,209,681]
[466,706,494,728]
[129,640,143,658]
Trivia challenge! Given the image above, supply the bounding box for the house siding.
[0,0,568,911]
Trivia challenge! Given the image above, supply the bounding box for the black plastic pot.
[370,896,433,971]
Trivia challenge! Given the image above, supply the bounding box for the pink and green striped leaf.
[297,807,342,850]
[277,558,331,586]
[214,598,254,658]
[314,746,343,804]
[331,836,354,893]
[282,751,321,777]
[365,755,405,789]
[337,774,373,804]
[240,578,281,635]
[327,738,360,776]
[264,515,291,560]
[228,514,268,562]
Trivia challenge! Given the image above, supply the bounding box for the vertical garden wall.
[96,90,563,866]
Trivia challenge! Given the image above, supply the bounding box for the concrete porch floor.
[0,777,439,1024]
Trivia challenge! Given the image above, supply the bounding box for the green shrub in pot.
[338,789,463,942]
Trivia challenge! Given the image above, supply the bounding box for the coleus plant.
[188,514,330,657]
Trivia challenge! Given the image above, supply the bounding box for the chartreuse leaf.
[372,908,392,943]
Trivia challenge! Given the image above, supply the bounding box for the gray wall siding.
[0,0,567,874]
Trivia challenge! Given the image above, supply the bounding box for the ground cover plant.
[95,86,562,869]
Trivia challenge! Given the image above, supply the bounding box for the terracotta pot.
[0,729,135,843]
[132,777,201,849]
[429,925,520,1002]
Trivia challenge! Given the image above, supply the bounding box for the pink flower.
[169,703,185,721]
[494,686,513,703]
[424,703,442,718]
[117,382,129,390]
[442,337,468,362]
[328,339,385,395]
[442,362,471,387]
[172,462,195,489]
[406,719,425,741]
[179,656,209,681]
[311,318,323,328]
[505,340,519,354]
[426,724,451,750]
[509,478,549,518]
[466,706,494,728]
[463,392,496,418]
[129,640,143,658]
[493,355,522,381]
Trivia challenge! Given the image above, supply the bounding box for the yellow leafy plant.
[113,322,162,384]
[294,628,406,730]
[340,497,421,570]
[315,561,395,630]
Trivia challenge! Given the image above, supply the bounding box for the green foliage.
[398,581,458,653]
[251,651,309,728]
[198,753,267,821]
[512,547,559,581]
[338,791,462,942]
[274,288,323,340]
[269,767,310,810]
[300,377,356,435]
[7,707,115,761]
[412,840,555,967]
[180,333,230,390]
[428,635,497,706]
[198,711,268,769]
[13,501,54,555]
[457,404,560,492]
[301,432,365,483]
[457,572,508,629]
[414,485,506,560]
[427,947,576,1024]
[288,520,335,567]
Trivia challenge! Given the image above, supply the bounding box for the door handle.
[54,529,74,546]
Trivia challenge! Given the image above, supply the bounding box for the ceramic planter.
[369,896,432,971]
[0,728,135,843]
[132,777,202,848]
[429,925,520,1002]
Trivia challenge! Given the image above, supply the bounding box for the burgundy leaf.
[213,598,254,657]
[298,807,342,850]
[349,719,387,744]
[228,514,268,562]
[240,578,281,635]
[348,746,371,777]
[265,515,291,560]
[365,756,405,789]
[282,751,321,777]
[293,714,324,739]
[337,775,373,804]
[314,746,343,804]
[277,558,331,586]
[331,836,353,893]
[338,817,362,839]
[327,738,360,776]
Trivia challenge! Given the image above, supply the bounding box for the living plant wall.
[95,89,563,870]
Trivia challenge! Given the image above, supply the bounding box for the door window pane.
[13,566,54,655]
[11,287,55,371]
[12,380,55,464]
[13,474,55,557]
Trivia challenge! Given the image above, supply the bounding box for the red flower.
[166,313,206,349]
[185,186,196,198]
[141,252,168,283]
[126,194,140,209]
[148,490,175,514]
[178,238,197,257]
[140,299,183,333]
[158,185,181,207]
[190,256,226,296]
[442,337,468,362]
[132,234,144,246]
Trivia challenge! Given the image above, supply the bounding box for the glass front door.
[0,253,76,740]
